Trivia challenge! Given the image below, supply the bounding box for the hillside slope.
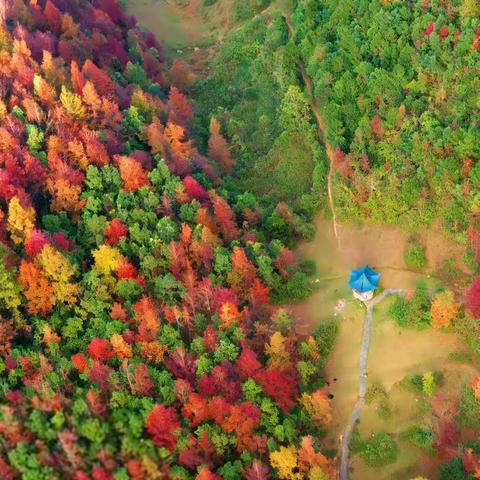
[0,1,336,478]
[291,0,480,238]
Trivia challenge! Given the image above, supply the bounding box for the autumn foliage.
[431,290,460,329]
[0,1,336,478]
[208,118,234,173]
[145,404,181,451]
[466,277,480,319]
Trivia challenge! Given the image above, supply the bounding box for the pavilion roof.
[349,265,380,293]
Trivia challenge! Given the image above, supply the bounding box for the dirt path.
[283,14,339,243]
[339,289,405,480]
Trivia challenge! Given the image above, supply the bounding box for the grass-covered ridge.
[193,11,327,244]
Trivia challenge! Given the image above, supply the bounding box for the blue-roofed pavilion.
[349,265,380,301]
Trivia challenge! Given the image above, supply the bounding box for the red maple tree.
[466,277,480,318]
[145,405,181,451]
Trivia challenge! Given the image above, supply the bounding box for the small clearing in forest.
[290,217,476,480]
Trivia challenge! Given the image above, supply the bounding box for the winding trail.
[282,14,407,478]
[283,14,340,243]
[339,289,405,480]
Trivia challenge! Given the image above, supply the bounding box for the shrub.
[404,243,428,269]
[313,320,339,367]
[453,312,480,357]
[439,458,465,480]
[389,296,411,327]
[360,432,400,466]
[350,423,365,454]
[447,351,472,363]
[401,372,442,396]
[401,374,424,393]
[459,385,480,429]
[400,426,436,455]
[422,372,436,396]
[389,284,431,329]
[365,382,388,404]
[365,382,391,419]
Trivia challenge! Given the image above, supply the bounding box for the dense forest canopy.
[291,0,480,237]
[0,0,334,478]
[196,0,480,247]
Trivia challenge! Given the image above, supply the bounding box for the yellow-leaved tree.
[0,249,22,314]
[8,196,35,244]
[308,468,331,480]
[460,0,480,18]
[270,446,302,480]
[271,438,336,480]
[60,85,86,119]
[93,244,124,275]
[37,245,79,305]
[266,331,290,368]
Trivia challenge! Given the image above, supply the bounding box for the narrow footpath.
[339,289,405,480]
[283,14,340,242]
[283,15,407,479]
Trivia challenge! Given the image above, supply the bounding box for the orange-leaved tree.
[208,118,234,174]
[115,155,150,192]
[431,290,460,329]
[300,389,333,427]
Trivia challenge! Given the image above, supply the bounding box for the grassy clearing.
[338,301,477,479]
[291,217,478,479]
[126,0,190,50]
[125,0,216,71]
[125,0,290,62]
